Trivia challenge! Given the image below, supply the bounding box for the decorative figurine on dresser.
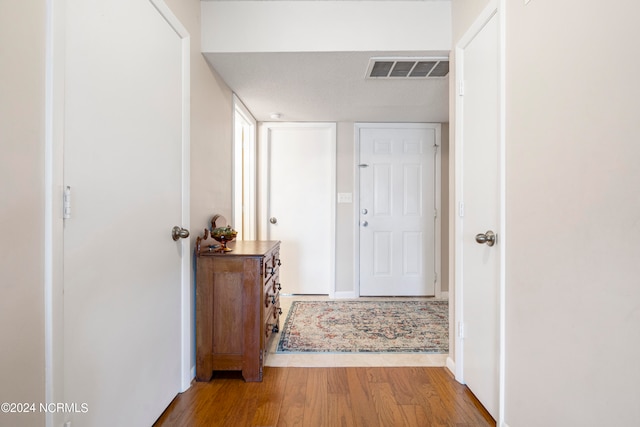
[195,214,282,382]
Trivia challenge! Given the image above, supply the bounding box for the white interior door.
[62,1,188,425]
[457,10,501,420]
[358,124,439,297]
[260,123,336,295]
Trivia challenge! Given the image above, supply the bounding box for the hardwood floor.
[154,367,495,426]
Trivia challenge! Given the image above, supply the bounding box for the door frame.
[258,122,337,296]
[452,0,506,425]
[44,2,192,425]
[353,122,442,298]
[232,94,257,240]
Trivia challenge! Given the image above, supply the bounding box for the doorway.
[259,122,336,295]
[355,123,441,297]
[233,95,257,240]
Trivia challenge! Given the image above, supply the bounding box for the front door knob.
[475,230,496,247]
[171,226,190,241]
[269,217,278,224]
[361,220,368,227]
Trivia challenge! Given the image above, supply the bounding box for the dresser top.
[196,239,280,257]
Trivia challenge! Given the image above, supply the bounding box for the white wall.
[452,0,491,45]
[166,0,234,236]
[504,1,640,425]
[335,122,357,294]
[202,0,451,53]
[0,1,46,426]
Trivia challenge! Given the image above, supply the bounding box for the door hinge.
[434,272,438,284]
[63,186,71,219]
[458,321,464,339]
[434,208,438,219]
[458,80,465,97]
[434,144,439,153]
[458,202,464,218]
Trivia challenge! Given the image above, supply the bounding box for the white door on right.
[358,124,439,296]
[460,10,500,420]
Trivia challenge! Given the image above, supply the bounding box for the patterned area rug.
[277,300,448,353]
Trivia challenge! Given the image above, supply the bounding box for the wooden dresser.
[195,237,282,382]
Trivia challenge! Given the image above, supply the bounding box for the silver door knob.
[361,208,368,215]
[172,226,190,241]
[361,220,368,227]
[475,230,496,247]
[269,217,278,224]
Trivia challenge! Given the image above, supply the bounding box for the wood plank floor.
[154,367,495,427]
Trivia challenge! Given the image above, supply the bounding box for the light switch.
[337,193,353,204]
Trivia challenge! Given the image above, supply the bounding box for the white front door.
[259,123,336,295]
[62,1,188,425]
[457,9,501,420]
[358,124,440,297]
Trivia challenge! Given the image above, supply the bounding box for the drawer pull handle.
[277,283,282,291]
[265,294,276,307]
[278,308,283,315]
[265,323,279,337]
[276,259,282,266]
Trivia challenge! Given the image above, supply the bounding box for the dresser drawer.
[263,250,281,280]
[264,288,280,310]
[264,304,282,347]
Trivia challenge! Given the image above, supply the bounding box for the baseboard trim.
[333,291,357,299]
[445,356,456,376]
[440,291,449,299]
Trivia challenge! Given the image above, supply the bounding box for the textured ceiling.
[204,51,450,123]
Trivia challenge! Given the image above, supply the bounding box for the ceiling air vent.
[366,57,449,79]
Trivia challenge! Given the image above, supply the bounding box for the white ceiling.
[204,50,450,123]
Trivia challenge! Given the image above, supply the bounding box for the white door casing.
[57,1,190,425]
[231,94,258,240]
[233,95,257,241]
[356,123,441,297]
[259,122,336,295]
[454,2,505,423]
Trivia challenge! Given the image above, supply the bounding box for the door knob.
[361,220,368,227]
[269,217,278,224]
[475,230,496,247]
[171,226,190,241]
